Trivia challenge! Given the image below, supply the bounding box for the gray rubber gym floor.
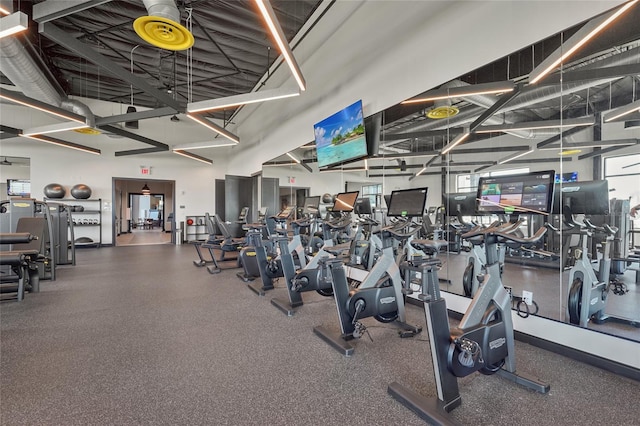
[1,244,638,425]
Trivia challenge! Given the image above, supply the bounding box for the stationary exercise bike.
[389,223,550,424]
[565,219,636,327]
[313,244,422,356]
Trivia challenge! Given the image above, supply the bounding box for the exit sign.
[141,167,151,175]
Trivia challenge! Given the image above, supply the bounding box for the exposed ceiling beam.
[39,22,182,111]
[536,126,587,149]
[383,128,465,141]
[540,63,640,85]
[540,138,638,150]
[95,107,178,126]
[98,124,170,150]
[468,84,523,132]
[0,124,21,135]
[33,0,112,23]
[578,145,638,160]
[115,147,168,157]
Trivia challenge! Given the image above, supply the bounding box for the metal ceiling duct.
[0,37,95,127]
[134,0,194,51]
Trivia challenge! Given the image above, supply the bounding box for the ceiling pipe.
[141,0,180,23]
[0,35,95,127]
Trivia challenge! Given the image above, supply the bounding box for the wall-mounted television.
[476,171,555,215]
[555,171,578,183]
[314,100,368,169]
[7,179,31,197]
[387,187,429,217]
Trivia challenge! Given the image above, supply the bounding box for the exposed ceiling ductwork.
[0,36,95,127]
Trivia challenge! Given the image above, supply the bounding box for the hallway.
[115,228,172,246]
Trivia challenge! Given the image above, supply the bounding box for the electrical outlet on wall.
[522,290,533,305]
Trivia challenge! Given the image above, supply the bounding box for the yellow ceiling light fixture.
[559,149,582,156]
[74,127,101,135]
[134,0,194,51]
[426,106,459,119]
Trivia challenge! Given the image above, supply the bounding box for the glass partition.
[262,2,640,343]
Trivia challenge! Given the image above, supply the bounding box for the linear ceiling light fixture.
[186,114,240,144]
[0,91,87,123]
[21,121,89,136]
[441,131,470,155]
[402,81,515,104]
[187,88,300,113]
[254,0,306,91]
[20,134,101,155]
[0,11,28,38]
[498,147,535,164]
[529,0,638,84]
[286,152,300,163]
[173,149,214,165]
[475,116,595,134]
[603,99,640,122]
[0,1,12,15]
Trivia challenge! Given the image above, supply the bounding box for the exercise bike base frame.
[313,325,355,356]
[495,368,550,394]
[271,297,303,316]
[387,382,462,426]
[313,321,422,357]
[247,281,274,296]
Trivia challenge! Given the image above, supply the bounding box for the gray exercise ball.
[43,183,66,199]
[322,193,335,204]
[70,184,92,199]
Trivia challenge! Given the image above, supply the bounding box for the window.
[456,168,529,192]
[362,183,382,208]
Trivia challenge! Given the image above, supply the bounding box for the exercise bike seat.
[410,239,447,255]
[323,242,352,257]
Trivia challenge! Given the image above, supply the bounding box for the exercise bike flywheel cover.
[133,16,194,51]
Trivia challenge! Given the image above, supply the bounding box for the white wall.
[228,0,623,177]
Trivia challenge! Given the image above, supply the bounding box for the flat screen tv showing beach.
[314,100,368,169]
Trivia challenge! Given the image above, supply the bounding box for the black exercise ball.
[43,183,66,199]
[70,184,92,199]
[322,193,334,204]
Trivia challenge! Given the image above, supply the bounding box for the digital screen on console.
[476,171,554,215]
[331,191,360,212]
[387,187,428,217]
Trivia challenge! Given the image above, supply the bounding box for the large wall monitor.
[551,179,610,215]
[7,179,30,197]
[331,191,360,213]
[476,171,555,215]
[387,187,429,217]
[313,100,368,169]
[443,192,477,217]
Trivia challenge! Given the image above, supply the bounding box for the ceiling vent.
[134,0,194,51]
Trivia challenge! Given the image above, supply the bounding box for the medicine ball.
[322,193,334,204]
[71,184,92,199]
[44,183,66,199]
[187,218,194,225]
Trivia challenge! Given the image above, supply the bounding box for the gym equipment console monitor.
[331,191,360,213]
[387,187,429,217]
[476,171,555,215]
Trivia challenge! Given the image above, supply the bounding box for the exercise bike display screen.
[354,197,373,215]
[331,191,360,212]
[387,187,428,217]
[276,206,295,219]
[476,171,555,215]
[302,196,321,216]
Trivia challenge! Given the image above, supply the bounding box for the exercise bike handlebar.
[582,219,618,236]
[461,221,546,245]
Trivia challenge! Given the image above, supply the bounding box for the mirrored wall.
[263,3,640,343]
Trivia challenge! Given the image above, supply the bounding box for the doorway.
[113,178,175,246]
